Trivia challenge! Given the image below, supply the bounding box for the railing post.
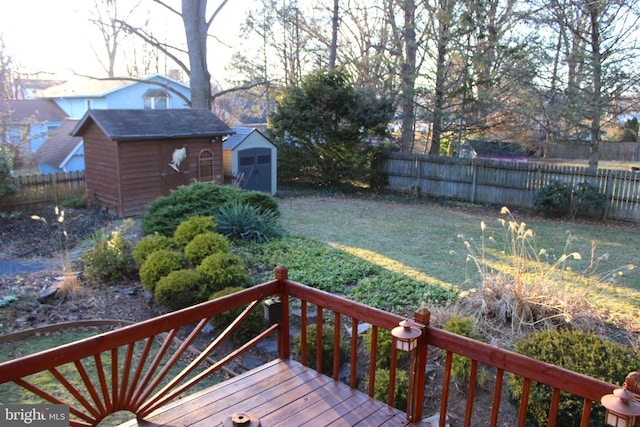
[408,307,430,422]
[275,266,290,359]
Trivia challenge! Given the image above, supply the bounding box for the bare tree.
[88,0,140,77]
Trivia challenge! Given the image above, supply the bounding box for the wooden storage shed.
[72,109,232,217]
[223,127,277,195]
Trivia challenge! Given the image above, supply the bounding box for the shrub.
[140,182,240,236]
[238,191,280,215]
[132,235,176,268]
[369,368,409,411]
[509,329,640,426]
[196,252,250,295]
[155,269,204,310]
[139,249,185,292]
[293,324,348,376]
[173,215,218,248]
[571,182,606,218]
[216,201,282,243]
[82,230,137,286]
[363,328,408,368]
[0,146,17,201]
[535,180,571,217]
[62,195,87,209]
[442,316,484,385]
[208,286,265,341]
[184,232,230,265]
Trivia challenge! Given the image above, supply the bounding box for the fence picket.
[1,171,86,211]
[382,153,640,222]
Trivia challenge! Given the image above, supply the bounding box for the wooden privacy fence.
[381,152,640,222]
[0,171,85,212]
[545,141,640,161]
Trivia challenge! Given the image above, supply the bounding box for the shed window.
[143,89,170,109]
[198,149,215,182]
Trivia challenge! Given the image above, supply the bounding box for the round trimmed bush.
[139,249,185,292]
[173,216,218,248]
[132,235,176,268]
[184,232,230,266]
[208,286,264,341]
[509,329,640,426]
[155,269,204,311]
[196,252,250,295]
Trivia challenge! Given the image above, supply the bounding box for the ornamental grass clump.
[459,207,599,336]
[32,206,80,299]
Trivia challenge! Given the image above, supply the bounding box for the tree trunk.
[588,2,601,169]
[400,0,416,153]
[430,0,450,156]
[182,0,212,109]
[328,0,339,70]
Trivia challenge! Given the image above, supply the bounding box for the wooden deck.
[119,358,428,427]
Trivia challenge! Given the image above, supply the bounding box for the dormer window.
[143,89,169,109]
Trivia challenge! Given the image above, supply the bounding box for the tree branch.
[207,0,230,30]
[117,20,190,76]
[211,80,270,101]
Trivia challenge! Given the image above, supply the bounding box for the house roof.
[223,127,275,150]
[0,99,67,123]
[71,109,233,141]
[36,118,82,168]
[35,74,189,99]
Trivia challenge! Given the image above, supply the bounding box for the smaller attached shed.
[223,127,277,195]
[72,109,232,217]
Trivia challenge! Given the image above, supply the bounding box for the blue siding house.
[23,74,192,173]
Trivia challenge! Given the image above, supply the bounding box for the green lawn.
[276,195,639,327]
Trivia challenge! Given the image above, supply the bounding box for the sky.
[0,0,254,82]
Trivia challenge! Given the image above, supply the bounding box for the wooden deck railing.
[0,266,617,426]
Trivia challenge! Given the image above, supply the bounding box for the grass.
[275,194,639,329]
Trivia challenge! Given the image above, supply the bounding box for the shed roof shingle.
[71,109,232,141]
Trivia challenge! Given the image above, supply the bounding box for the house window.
[198,149,215,182]
[5,125,26,145]
[143,89,170,110]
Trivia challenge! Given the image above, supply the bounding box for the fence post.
[274,266,290,359]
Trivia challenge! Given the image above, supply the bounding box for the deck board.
[121,358,428,427]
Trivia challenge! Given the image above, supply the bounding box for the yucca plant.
[216,200,282,243]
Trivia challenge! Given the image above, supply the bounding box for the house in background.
[36,73,191,119]
[72,109,232,217]
[0,99,67,175]
[223,127,277,195]
[1,73,193,175]
[35,118,83,174]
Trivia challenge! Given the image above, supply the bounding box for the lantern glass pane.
[606,411,629,427]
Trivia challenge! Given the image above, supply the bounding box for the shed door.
[238,148,271,193]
